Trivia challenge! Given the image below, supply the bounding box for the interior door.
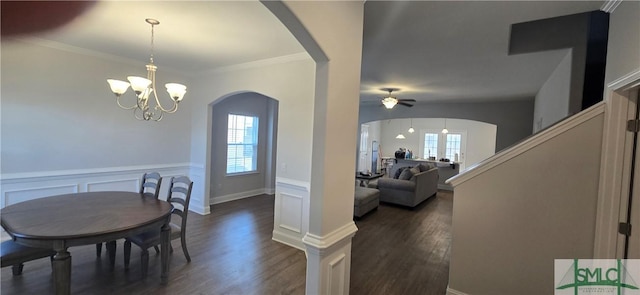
[358,124,370,173]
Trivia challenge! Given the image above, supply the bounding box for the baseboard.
[272,230,306,251]
[446,286,469,295]
[209,188,272,205]
[438,184,453,191]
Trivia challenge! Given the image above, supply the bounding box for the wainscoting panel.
[86,178,139,192]
[328,254,346,295]
[3,184,78,207]
[272,177,310,250]
[279,193,303,233]
[0,163,191,209]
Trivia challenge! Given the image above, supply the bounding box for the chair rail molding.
[0,163,191,209]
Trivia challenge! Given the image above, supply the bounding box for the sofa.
[375,163,438,207]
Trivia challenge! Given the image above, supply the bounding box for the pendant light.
[442,118,449,134]
[408,118,415,133]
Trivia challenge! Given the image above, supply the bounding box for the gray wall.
[1,39,192,174]
[533,50,573,132]
[209,92,278,200]
[359,100,534,152]
[509,11,590,115]
[510,10,609,115]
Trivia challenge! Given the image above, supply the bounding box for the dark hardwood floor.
[1,190,452,295]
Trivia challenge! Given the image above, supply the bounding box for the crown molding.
[13,37,193,77]
[200,52,311,75]
[601,0,622,13]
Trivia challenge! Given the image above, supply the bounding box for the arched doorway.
[208,92,278,205]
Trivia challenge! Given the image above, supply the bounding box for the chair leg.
[96,243,102,257]
[124,240,131,270]
[141,249,149,278]
[181,237,191,262]
[11,263,24,276]
[153,245,160,254]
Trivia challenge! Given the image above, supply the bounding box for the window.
[445,133,462,161]
[420,130,466,167]
[423,132,439,159]
[227,114,259,174]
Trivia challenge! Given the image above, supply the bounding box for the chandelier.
[107,18,186,121]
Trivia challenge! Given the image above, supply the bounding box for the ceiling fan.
[380,88,415,109]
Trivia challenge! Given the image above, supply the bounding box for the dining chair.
[96,172,163,258]
[1,240,55,276]
[124,176,193,278]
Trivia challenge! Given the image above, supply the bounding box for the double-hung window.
[226,114,259,174]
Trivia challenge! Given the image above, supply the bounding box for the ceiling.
[5,1,605,105]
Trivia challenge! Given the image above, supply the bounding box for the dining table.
[0,191,173,295]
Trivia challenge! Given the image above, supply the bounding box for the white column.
[262,1,365,294]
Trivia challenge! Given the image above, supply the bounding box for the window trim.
[226,113,259,175]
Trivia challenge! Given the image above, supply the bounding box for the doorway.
[209,92,279,204]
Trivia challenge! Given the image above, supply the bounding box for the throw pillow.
[398,168,413,180]
[410,167,420,175]
[393,167,407,179]
[416,163,428,172]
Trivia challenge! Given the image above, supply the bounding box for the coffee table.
[0,191,173,295]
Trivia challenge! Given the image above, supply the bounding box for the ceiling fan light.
[382,97,397,109]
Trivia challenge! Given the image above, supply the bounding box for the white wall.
[533,50,572,132]
[373,118,496,170]
[187,56,316,247]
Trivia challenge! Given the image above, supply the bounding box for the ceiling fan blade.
[397,102,413,107]
[398,99,416,102]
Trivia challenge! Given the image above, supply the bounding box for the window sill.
[226,171,259,177]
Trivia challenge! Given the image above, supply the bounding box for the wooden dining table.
[0,191,173,295]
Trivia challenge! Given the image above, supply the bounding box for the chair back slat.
[167,176,193,226]
[140,172,162,199]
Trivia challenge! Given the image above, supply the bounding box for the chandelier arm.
[133,108,145,121]
[115,95,139,110]
[149,71,179,114]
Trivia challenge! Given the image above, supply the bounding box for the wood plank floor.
[1,190,452,295]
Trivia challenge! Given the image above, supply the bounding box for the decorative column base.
[302,222,358,295]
